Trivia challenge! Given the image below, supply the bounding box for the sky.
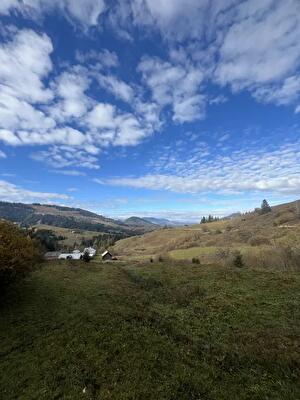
[0,0,300,222]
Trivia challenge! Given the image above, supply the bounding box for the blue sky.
[0,0,300,221]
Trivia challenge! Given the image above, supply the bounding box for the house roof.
[101,250,112,257]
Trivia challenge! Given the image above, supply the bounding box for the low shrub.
[248,235,271,246]
[215,248,245,268]
[192,257,200,264]
[243,245,300,270]
[233,251,244,268]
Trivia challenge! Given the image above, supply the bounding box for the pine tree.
[201,216,206,224]
[260,199,271,214]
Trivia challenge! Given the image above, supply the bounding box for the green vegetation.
[0,221,41,288]
[260,199,272,214]
[1,261,299,399]
[32,228,65,251]
[200,215,220,223]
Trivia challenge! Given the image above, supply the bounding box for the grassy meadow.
[112,201,300,267]
[1,260,299,399]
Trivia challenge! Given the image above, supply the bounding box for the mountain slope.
[0,202,158,236]
[113,199,300,263]
[143,217,185,226]
[124,216,159,228]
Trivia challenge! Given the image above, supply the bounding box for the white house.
[58,249,83,260]
[83,247,97,257]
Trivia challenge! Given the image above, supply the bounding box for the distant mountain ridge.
[0,201,159,236]
[142,217,186,226]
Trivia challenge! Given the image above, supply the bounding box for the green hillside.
[113,199,300,266]
[1,261,299,399]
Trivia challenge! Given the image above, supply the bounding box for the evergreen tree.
[261,199,271,214]
[201,216,206,224]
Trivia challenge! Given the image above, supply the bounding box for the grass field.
[112,201,300,266]
[1,261,299,399]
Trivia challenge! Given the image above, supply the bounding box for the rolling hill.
[112,199,300,266]
[0,201,159,237]
[123,216,159,228]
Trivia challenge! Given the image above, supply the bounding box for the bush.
[248,235,271,246]
[233,251,244,268]
[0,221,41,288]
[215,248,245,268]
[192,257,200,264]
[82,251,91,263]
[157,254,172,263]
[215,248,231,266]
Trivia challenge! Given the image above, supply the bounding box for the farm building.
[84,247,97,257]
[59,250,83,260]
[101,250,113,261]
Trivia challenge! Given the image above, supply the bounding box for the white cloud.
[1,0,106,28]
[0,93,56,132]
[53,170,86,177]
[0,129,22,145]
[0,29,53,103]
[76,49,119,68]
[138,56,205,122]
[86,102,152,146]
[215,0,300,104]
[95,73,134,103]
[253,75,300,106]
[130,0,207,42]
[0,0,18,15]
[63,0,105,26]
[0,127,86,147]
[49,71,92,121]
[0,150,7,159]
[111,0,300,109]
[31,146,100,170]
[0,179,69,202]
[98,140,300,195]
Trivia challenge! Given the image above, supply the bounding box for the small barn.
[101,250,113,261]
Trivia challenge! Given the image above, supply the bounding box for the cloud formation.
[0,179,69,202]
[1,0,106,27]
[0,0,300,191]
[98,140,300,195]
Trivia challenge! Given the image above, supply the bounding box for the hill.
[0,202,159,248]
[123,216,159,227]
[143,217,185,226]
[112,199,300,266]
[1,261,299,399]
